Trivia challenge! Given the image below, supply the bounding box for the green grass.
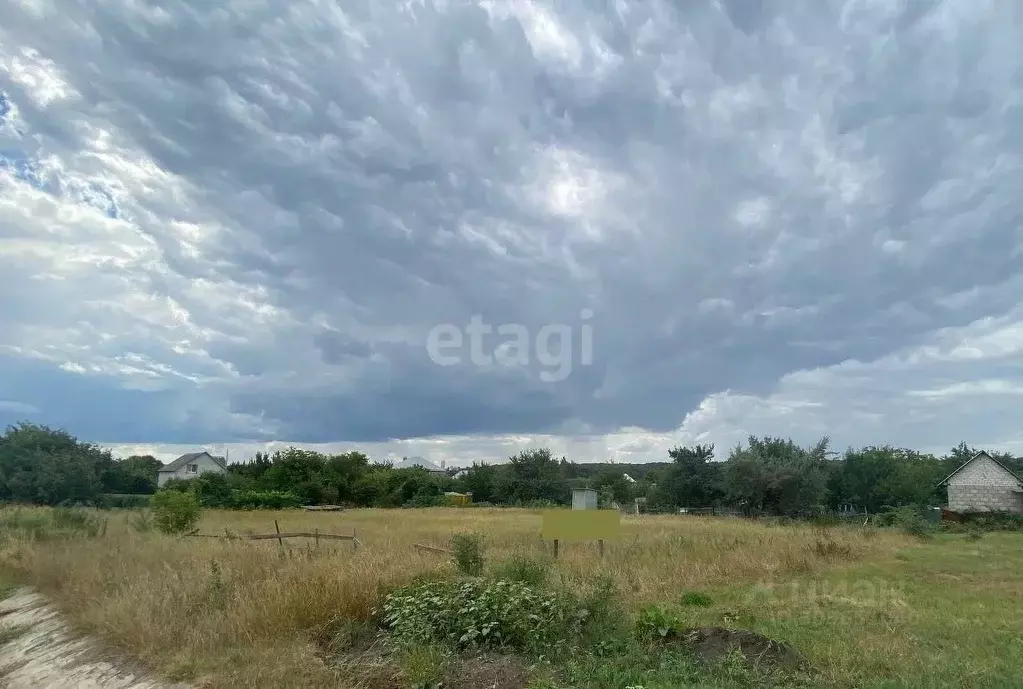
[624,533,1023,689]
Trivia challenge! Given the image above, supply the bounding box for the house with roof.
[392,456,447,477]
[157,451,228,487]
[937,451,1023,513]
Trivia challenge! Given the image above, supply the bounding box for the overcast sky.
[2,0,1022,466]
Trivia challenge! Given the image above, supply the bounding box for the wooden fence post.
[598,539,604,558]
[353,527,358,550]
[553,539,559,559]
[314,528,319,548]
[274,519,283,547]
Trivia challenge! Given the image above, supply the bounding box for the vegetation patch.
[450,532,486,577]
[0,507,106,541]
[679,591,714,607]
[149,490,202,534]
[492,555,550,587]
[379,578,589,655]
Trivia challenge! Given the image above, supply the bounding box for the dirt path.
[0,588,191,689]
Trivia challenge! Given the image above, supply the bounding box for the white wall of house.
[947,455,1023,513]
[157,453,226,487]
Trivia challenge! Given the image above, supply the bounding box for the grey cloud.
[1,0,1022,451]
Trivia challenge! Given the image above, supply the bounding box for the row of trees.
[0,423,162,505]
[2,422,1019,514]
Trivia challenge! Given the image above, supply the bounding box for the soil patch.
[441,652,528,689]
[679,626,804,671]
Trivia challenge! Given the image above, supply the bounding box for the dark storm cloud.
[1,0,1022,454]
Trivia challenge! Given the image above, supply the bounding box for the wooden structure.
[443,491,472,506]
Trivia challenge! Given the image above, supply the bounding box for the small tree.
[150,490,202,534]
[451,532,485,576]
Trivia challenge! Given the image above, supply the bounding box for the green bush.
[679,591,714,607]
[877,506,938,539]
[379,579,588,654]
[955,512,1023,532]
[150,490,202,534]
[229,489,303,509]
[634,604,680,641]
[450,532,486,576]
[492,555,549,587]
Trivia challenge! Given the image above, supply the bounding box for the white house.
[157,452,228,487]
[938,451,1023,513]
[392,456,447,476]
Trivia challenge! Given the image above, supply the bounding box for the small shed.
[937,451,1023,513]
[572,488,598,511]
[444,491,472,506]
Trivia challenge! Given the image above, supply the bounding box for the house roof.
[937,451,1022,487]
[394,456,445,472]
[158,451,227,473]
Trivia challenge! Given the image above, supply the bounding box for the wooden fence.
[185,519,362,548]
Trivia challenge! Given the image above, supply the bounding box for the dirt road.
[0,588,191,689]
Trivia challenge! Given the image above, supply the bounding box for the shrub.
[150,490,202,534]
[380,579,587,654]
[877,506,938,539]
[955,512,1023,532]
[229,489,304,510]
[679,591,714,607]
[492,555,549,587]
[634,604,680,641]
[450,532,485,576]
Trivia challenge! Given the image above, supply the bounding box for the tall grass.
[0,507,912,688]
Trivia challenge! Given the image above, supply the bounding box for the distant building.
[622,473,636,483]
[938,451,1023,513]
[157,452,227,487]
[444,491,472,506]
[393,456,447,477]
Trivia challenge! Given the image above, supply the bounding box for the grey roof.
[394,456,444,472]
[158,451,227,473]
[937,451,1022,487]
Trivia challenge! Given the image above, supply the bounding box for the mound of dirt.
[679,627,804,671]
[441,653,528,689]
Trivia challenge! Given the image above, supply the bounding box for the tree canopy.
[2,422,1017,514]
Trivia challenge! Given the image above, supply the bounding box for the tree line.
[2,422,1019,515]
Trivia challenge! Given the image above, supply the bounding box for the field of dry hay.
[0,507,916,688]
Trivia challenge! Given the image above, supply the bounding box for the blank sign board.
[541,509,621,541]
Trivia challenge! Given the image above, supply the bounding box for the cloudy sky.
[2,0,1022,466]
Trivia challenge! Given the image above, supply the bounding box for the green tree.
[654,444,722,509]
[457,463,498,503]
[592,467,633,506]
[723,436,830,515]
[0,423,111,505]
[101,455,161,494]
[505,448,568,504]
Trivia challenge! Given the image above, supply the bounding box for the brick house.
[938,451,1023,513]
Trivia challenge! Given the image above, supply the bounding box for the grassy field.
[0,507,1021,689]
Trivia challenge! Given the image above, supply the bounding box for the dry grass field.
[1,507,1021,689]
